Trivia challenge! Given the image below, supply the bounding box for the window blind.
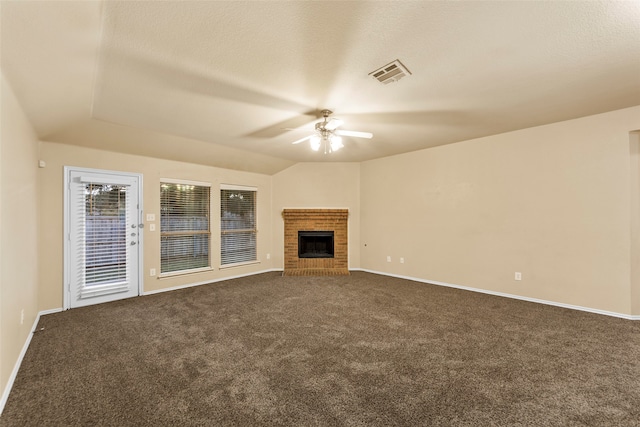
[68,170,140,306]
[220,186,257,265]
[82,183,129,286]
[160,182,211,273]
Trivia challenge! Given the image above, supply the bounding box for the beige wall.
[1,73,40,397]
[38,142,274,311]
[272,163,361,269]
[361,106,640,315]
[630,131,640,315]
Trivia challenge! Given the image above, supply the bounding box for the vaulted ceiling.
[2,1,640,174]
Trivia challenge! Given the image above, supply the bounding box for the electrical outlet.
[266,253,270,260]
[150,268,156,276]
[515,272,522,281]
[387,256,391,262]
[400,257,405,264]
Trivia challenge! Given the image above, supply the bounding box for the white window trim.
[220,183,257,191]
[219,260,261,270]
[161,178,211,187]
[158,266,214,278]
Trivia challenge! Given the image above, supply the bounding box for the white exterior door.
[66,168,142,309]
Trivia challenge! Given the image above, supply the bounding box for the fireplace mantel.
[282,209,349,276]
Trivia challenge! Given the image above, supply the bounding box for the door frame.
[63,166,144,310]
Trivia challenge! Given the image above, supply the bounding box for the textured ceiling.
[2,1,640,174]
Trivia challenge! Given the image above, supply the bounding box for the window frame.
[159,178,212,277]
[220,184,258,268]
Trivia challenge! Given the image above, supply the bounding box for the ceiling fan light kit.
[310,135,321,151]
[291,109,372,154]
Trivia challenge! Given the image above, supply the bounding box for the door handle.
[130,241,137,246]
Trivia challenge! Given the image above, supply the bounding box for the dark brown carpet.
[2,272,639,426]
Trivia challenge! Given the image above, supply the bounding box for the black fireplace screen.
[298,231,334,258]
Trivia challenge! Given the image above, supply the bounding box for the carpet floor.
[2,272,639,426]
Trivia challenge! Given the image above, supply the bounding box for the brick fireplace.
[282,209,349,276]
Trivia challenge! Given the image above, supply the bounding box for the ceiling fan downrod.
[317,109,333,130]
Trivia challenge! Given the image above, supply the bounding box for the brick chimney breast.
[282,209,349,276]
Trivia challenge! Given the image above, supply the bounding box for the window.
[160,180,211,274]
[83,183,129,285]
[220,185,257,266]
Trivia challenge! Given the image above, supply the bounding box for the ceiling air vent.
[369,59,412,84]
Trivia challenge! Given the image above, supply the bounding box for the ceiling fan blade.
[324,118,344,131]
[247,111,318,138]
[335,130,373,139]
[106,49,321,138]
[113,49,313,113]
[291,135,313,145]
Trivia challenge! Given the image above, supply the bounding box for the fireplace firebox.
[298,231,334,258]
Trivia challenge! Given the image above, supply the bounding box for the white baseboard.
[143,268,282,296]
[38,308,64,316]
[0,307,62,416]
[351,268,639,321]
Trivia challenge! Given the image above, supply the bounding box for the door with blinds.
[66,168,142,309]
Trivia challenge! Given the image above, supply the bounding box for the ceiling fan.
[291,109,373,153]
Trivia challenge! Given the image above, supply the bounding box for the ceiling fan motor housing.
[316,110,333,137]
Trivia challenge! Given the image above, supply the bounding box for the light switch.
[146,213,155,221]
[149,224,156,232]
